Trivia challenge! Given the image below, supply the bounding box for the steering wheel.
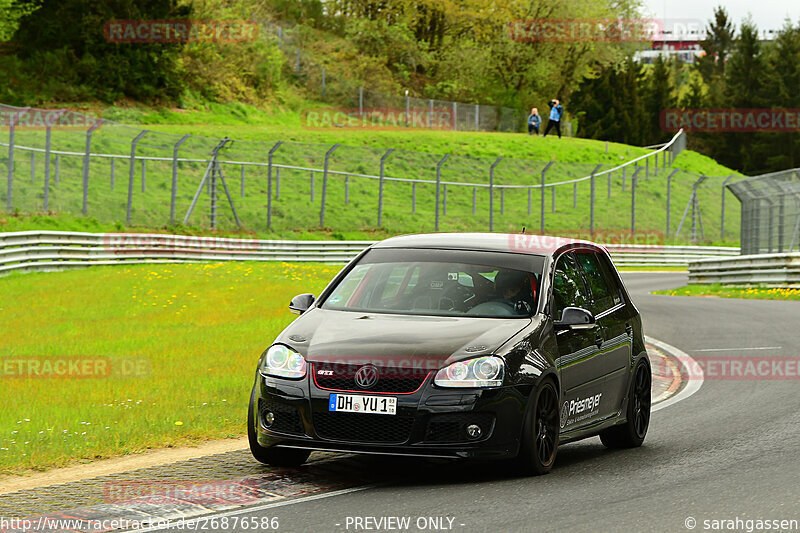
[465,300,518,316]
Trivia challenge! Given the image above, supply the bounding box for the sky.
[642,0,800,34]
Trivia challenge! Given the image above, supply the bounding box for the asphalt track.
[218,272,800,533]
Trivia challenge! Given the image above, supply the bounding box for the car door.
[573,250,633,420]
[552,252,606,431]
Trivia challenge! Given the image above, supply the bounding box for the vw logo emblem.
[354,364,379,389]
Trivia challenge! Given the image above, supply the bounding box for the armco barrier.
[688,253,800,287]
[0,231,739,275]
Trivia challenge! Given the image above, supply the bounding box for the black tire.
[514,378,560,475]
[600,360,651,449]
[248,388,311,467]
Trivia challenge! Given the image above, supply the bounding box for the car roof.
[372,233,607,257]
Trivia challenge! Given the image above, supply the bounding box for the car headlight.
[434,356,504,388]
[259,344,307,379]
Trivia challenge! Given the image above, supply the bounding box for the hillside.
[0,104,741,245]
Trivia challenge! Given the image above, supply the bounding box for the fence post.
[645,157,649,179]
[489,157,502,231]
[721,174,735,240]
[429,99,434,129]
[631,168,641,235]
[126,130,148,225]
[55,155,60,185]
[589,164,602,237]
[405,94,410,127]
[452,102,457,131]
[170,134,190,224]
[622,165,626,191]
[43,125,52,210]
[475,104,479,131]
[310,172,315,202]
[359,87,363,115]
[654,151,659,175]
[6,114,17,210]
[267,141,283,229]
[435,154,450,231]
[541,161,553,233]
[319,143,340,227]
[573,182,577,208]
[527,188,531,215]
[666,169,678,238]
[82,118,105,215]
[377,148,394,226]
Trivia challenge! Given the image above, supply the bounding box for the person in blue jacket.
[527,107,541,135]
[543,99,564,138]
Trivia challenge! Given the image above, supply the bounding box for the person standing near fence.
[527,107,541,135]
[543,99,564,138]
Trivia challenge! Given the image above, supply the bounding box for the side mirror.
[553,307,595,330]
[289,293,316,314]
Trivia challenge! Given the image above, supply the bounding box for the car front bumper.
[251,372,532,460]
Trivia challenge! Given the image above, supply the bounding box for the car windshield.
[321,248,544,318]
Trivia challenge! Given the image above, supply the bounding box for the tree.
[697,6,735,85]
[644,57,676,143]
[0,0,38,42]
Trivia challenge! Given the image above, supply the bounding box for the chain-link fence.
[728,170,800,254]
[260,22,529,133]
[0,104,723,240]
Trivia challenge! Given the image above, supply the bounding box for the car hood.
[275,308,532,369]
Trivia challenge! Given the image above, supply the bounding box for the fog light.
[466,424,482,439]
[263,411,275,428]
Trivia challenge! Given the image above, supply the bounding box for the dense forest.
[1,1,799,174]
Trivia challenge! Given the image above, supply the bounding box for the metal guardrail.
[0,231,739,275]
[688,253,800,287]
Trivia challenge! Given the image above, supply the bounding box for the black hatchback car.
[248,233,650,474]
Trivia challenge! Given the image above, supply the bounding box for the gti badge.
[354,364,379,389]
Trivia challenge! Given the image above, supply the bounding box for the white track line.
[646,336,704,412]
[128,485,377,532]
[691,346,782,352]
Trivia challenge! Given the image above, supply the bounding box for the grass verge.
[653,284,800,300]
[0,261,338,474]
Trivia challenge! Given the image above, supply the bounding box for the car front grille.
[259,398,305,436]
[312,411,414,444]
[424,413,495,443]
[313,363,430,394]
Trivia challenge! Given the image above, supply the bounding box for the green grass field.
[1,103,741,245]
[0,261,340,475]
[653,284,800,300]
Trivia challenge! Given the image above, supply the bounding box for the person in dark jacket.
[543,99,564,138]
[527,107,541,135]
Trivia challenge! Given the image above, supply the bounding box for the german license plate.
[328,394,397,415]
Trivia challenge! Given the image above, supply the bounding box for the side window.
[595,253,624,306]
[574,252,616,314]
[552,253,589,320]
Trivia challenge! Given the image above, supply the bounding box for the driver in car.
[494,270,534,315]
